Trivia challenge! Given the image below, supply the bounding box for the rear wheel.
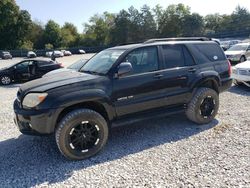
[56,109,109,160]
[1,75,11,85]
[186,87,219,124]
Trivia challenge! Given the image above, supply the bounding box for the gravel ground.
[0,60,249,187]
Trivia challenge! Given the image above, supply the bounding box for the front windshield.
[68,59,87,70]
[227,45,248,51]
[80,49,125,74]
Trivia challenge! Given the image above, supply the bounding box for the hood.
[20,71,101,94]
[43,68,75,77]
[224,51,244,56]
[235,61,250,69]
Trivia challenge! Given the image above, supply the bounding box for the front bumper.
[232,73,250,82]
[13,100,61,135]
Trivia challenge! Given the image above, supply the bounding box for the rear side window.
[192,43,226,63]
[162,45,185,68]
[38,61,53,67]
[183,46,195,66]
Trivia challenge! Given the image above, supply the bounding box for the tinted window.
[193,43,226,63]
[124,47,159,75]
[38,61,53,67]
[183,46,195,66]
[16,61,32,70]
[162,45,185,68]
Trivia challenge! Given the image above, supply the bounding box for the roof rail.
[144,37,211,44]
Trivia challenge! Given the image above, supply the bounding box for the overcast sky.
[16,0,250,32]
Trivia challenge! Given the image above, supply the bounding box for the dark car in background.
[0,51,12,59]
[0,59,63,85]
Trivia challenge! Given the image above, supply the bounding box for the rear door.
[159,44,197,105]
[112,46,167,117]
[37,61,58,77]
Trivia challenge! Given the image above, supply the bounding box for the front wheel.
[240,56,246,63]
[1,75,11,85]
[56,109,109,160]
[186,87,219,124]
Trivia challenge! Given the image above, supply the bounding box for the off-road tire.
[56,108,109,160]
[186,87,219,124]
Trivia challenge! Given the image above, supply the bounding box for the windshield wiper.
[81,70,103,75]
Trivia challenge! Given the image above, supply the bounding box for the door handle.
[154,73,164,79]
[188,68,196,73]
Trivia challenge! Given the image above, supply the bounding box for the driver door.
[14,61,33,81]
[112,46,166,117]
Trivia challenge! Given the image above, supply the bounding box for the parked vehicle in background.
[43,58,87,77]
[0,59,63,85]
[225,43,250,63]
[220,40,241,51]
[211,38,221,45]
[53,50,64,58]
[79,49,86,54]
[232,58,250,87]
[0,51,12,59]
[45,51,53,57]
[13,37,232,160]
[27,51,37,58]
[63,50,72,56]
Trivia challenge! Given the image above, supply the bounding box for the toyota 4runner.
[14,38,232,160]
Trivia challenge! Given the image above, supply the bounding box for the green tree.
[43,20,62,48]
[158,4,191,37]
[182,13,204,36]
[27,21,45,49]
[110,10,130,45]
[61,22,79,47]
[0,0,32,49]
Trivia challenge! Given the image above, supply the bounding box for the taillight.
[227,60,232,76]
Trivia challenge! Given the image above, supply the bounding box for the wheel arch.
[55,101,112,130]
[192,76,220,93]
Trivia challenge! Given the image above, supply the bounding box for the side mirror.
[117,62,132,77]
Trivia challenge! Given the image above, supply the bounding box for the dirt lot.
[0,55,249,187]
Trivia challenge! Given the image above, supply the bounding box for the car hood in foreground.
[235,61,250,69]
[43,68,75,77]
[19,71,101,94]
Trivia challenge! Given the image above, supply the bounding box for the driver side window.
[124,47,159,76]
[16,61,31,70]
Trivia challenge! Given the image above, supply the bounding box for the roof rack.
[144,37,211,44]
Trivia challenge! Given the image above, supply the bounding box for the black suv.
[0,59,63,85]
[14,38,232,160]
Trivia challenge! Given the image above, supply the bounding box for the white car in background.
[63,50,72,56]
[225,43,250,63]
[79,49,86,54]
[53,50,64,58]
[27,51,37,58]
[232,58,250,87]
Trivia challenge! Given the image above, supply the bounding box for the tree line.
[1,0,250,50]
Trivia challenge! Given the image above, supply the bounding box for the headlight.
[22,93,48,108]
